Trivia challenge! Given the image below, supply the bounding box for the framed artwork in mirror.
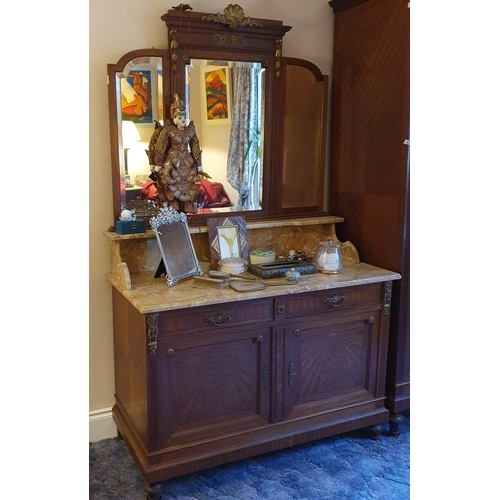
[150,206,203,286]
[207,216,248,269]
[121,69,153,124]
[203,66,231,124]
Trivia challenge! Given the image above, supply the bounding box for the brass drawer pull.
[323,295,348,307]
[206,312,233,326]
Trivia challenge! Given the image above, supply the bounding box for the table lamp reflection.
[122,120,141,188]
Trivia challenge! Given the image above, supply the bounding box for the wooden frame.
[207,216,248,269]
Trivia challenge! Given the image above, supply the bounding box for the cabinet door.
[283,309,384,420]
[151,325,271,450]
[330,0,410,414]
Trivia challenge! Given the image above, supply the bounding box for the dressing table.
[105,6,401,499]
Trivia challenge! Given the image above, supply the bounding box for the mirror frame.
[107,48,169,226]
[107,6,329,229]
[162,6,291,226]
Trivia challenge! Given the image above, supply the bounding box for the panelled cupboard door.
[283,309,384,420]
[329,0,410,419]
[151,325,271,450]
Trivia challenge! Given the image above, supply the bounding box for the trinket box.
[249,249,276,265]
[248,260,316,279]
[116,219,146,235]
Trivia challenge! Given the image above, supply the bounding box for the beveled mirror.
[107,49,167,222]
[107,5,329,228]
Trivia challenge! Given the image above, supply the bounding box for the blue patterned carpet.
[89,411,409,500]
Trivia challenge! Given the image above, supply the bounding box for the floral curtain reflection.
[227,63,262,209]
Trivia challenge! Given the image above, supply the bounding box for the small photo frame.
[207,216,248,270]
[202,65,231,124]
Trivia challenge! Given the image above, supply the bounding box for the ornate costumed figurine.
[146,94,210,213]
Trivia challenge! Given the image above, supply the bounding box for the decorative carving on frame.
[147,313,159,355]
[275,39,282,79]
[172,4,193,12]
[213,34,244,47]
[170,29,179,72]
[202,4,263,29]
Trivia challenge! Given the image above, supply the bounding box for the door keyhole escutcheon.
[288,361,296,385]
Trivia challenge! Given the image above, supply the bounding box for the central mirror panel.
[185,59,266,213]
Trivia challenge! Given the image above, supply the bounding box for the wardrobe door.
[329,0,410,426]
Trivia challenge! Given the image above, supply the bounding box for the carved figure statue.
[146,94,209,213]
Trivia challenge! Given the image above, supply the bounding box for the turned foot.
[389,412,405,437]
[144,481,162,500]
[367,423,383,440]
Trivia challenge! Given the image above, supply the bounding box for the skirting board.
[89,407,117,442]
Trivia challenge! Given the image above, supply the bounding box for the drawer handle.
[167,348,175,357]
[323,295,348,307]
[206,312,233,326]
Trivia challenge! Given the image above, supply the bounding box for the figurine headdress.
[170,93,186,118]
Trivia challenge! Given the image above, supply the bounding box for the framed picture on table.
[207,216,248,270]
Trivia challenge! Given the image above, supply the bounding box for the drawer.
[283,283,382,319]
[157,297,275,336]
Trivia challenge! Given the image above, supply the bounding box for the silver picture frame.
[150,206,204,286]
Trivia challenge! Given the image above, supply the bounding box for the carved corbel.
[383,281,393,316]
[147,313,159,355]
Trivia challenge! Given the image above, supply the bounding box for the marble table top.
[107,261,401,315]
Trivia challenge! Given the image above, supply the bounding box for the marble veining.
[104,216,397,311]
[105,216,360,291]
[105,216,345,239]
[107,261,401,315]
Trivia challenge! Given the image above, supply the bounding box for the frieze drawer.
[157,297,275,337]
[284,283,382,319]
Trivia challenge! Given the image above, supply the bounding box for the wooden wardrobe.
[329,0,410,434]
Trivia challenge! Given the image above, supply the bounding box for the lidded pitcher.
[314,237,342,274]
